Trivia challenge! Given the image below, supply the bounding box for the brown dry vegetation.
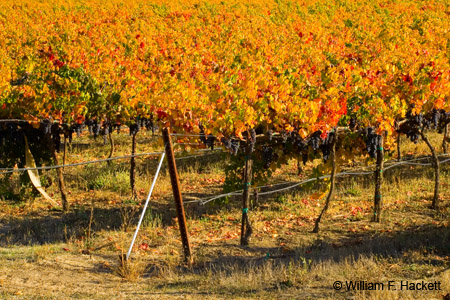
[0,130,449,299]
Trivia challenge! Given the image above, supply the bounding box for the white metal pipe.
[126,152,165,260]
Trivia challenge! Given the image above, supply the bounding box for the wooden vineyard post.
[397,134,401,161]
[373,134,384,222]
[107,130,114,164]
[162,128,193,264]
[240,131,253,246]
[130,131,137,199]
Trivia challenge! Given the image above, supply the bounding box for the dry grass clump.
[112,253,148,282]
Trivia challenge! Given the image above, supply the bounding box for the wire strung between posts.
[174,142,210,146]
[0,119,44,124]
[170,133,206,137]
[256,178,319,196]
[0,152,164,174]
[0,147,225,174]
[337,153,450,174]
[183,179,318,205]
[385,153,450,165]
[174,150,223,161]
[384,156,450,171]
[342,153,450,172]
[186,154,450,206]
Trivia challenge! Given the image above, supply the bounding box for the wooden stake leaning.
[162,128,193,264]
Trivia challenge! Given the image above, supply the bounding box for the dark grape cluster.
[406,130,420,144]
[2,123,24,147]
[288,131,304,150]
[206,135,215,150]
[199,123,207,144]
[73,123,83,137]
[296,139,308,152]
[363,127,380,158]
[307,131,322,151]
[102,121,111,145]
[221,136,242,154]
[80,116,157,138]
[437,110,450,133]
[220,137,231,149]
[320,131,335,162]
[199,124,215,150]
[262,146,276,169]
[92,120,101,138]
[431,109,440,129]
[138,118,145,129]
[282,138,292,155]
[145,117,155,132]
[85,119,94,135]
[399,109,450,143]
[399,111,426,143]
[51,124,61,152]
[63,125,74,144]
[230,139,240,155]
[0,122,48,174]
[295,136,309,165]
[41,119,52,136]
[136,117,156,133]
[129,123,140,136]
[349,118,357,131]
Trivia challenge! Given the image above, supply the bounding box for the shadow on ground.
[181,221,450,273]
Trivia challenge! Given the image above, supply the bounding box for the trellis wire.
[0,119,43,124]
[174,150,222,161]
[186,154,450,206]
[0,151,164,174]
[0,148,222,174]
[170,133,205,137]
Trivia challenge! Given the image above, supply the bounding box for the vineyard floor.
[0,131,449,299]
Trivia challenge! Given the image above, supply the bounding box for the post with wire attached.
[162,127,193,264]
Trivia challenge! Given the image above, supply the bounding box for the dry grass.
[0,131,449,299]
[112,253,149,282]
